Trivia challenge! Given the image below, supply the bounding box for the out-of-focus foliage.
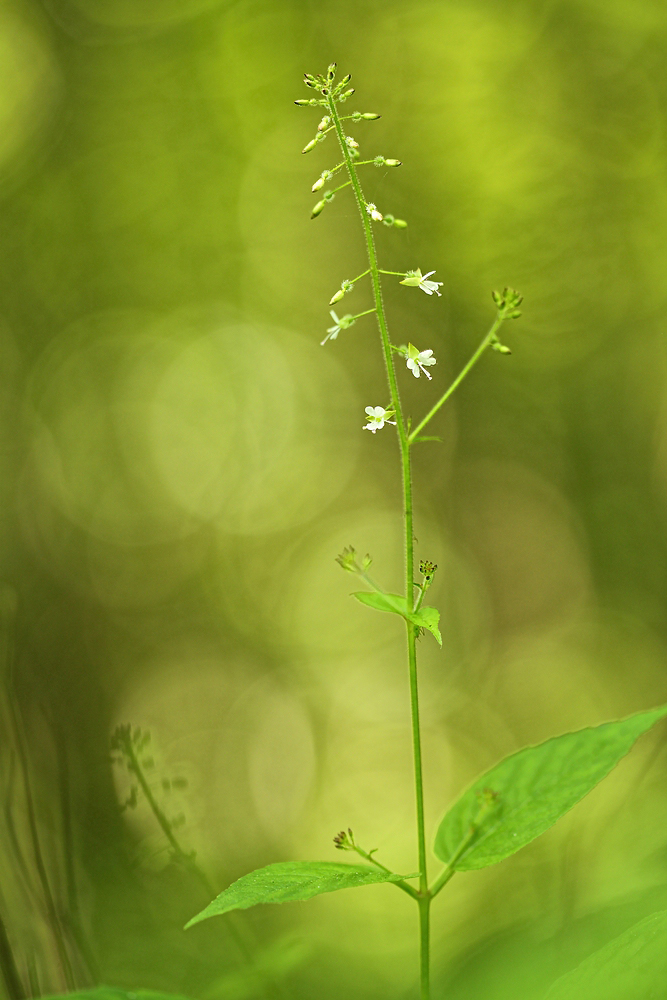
[2,0,667,998]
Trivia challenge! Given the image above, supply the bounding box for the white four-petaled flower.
[399,268,443,296]
[404,343,436,379]
[321,310,356,346]
[363,406,396,433]
[365,202,383,222]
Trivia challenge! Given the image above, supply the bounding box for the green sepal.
[184,862,418,927]
[433,705,667,871]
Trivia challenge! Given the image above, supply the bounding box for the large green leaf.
[434,705,667,870]
[40,990,190,1000]
[544,910,667,999]
[352,592,442,644]
[184,861,417,928]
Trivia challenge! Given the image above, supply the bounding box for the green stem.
[352,846,419,901]
[329,180,352,194]
[326,92,430,999]
[408,315,504,442]
[351,308,377,321]
[379,269,407,277]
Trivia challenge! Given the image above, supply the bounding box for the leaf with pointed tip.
[352,591,406,615]
[352,592,442,645]
[434,705,667,871]
[545,910,667,999]
[409,605,442,646]
[184,862,418,928]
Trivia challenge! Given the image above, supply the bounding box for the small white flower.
[363,405,396,433]
[321,310,355,346]
[345,135,359,148]
[404,343,436,379]
[399,268,443,296]
[365,202,383,222]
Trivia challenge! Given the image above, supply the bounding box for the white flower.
[365,202,383,222]
[363,405,396,433]
[345,135,359,148]
[399,268,443,296]
[321,310,355,346]
[404,343,436,379]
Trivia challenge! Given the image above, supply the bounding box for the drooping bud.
[311,199,327,218]
[361,112,381,120]
[491,339,512,354]
[317,116,331,132]
[393,218,408,228]
[385,159,402,167]
[330,288,345,304]
[312,176,325,192]
[302,137,318,153]
[294,99,310,106]
[345,136,359,148]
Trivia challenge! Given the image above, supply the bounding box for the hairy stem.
[326,91,430,998]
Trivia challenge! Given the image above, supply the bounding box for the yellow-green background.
[2,0,667,997]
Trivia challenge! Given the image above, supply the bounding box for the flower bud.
[317,116,331,132]
[302,137,318,153]
[311,199,326,218]
[329,288,345,304]
[393,218,408,228]
[340,88,355,100]
[345,136,359,148]
[361,112,381,120]
[294,99,310,106]
[327,63,337,82]
[340,74,352,86]
[385,159,402,166]
[311,176,325,192]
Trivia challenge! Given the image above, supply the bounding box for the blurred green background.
[2,0,667,997]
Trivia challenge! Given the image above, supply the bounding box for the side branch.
[408,315,504,443]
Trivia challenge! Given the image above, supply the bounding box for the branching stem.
[326,90,431,1000]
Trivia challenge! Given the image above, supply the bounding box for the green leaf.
[434,705,667,871]
[40,990,191,1000]
[352,591,407,615]
[184,861,417,928]
[353,592,442,645]
[408,605,442,646]
[544,910,667,1000]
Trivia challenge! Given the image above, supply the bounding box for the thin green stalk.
[408,316,504,443]
[326,91,430,999]
[0,905,25,1000]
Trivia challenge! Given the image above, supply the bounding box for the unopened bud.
[327,63,337,82]
[393,218,408,228]
[302,138,318,153]
[340,88,355,100]
[361,113,381,120]
[384,159,402,167]
[312,176,325,192]
[317,116,331,132]
[491,339,512,354]
[340,74,352,86]
[345,136,359,148]
[330,288,345,304]
[294,99,310,106]
[311,199,326,218]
